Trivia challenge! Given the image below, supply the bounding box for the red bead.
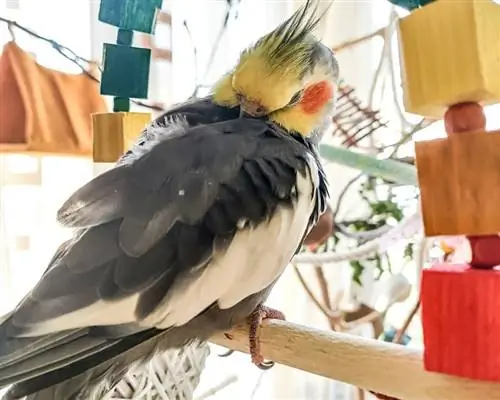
[444,102,486,135]
[467,235,500,268]
[421,264,500,381]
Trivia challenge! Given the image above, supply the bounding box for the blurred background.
[0,1,499,399]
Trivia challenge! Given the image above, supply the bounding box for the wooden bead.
[116,29,134,46]
[113,96,131,113]
[467,235,500,269]
[444,102,486,135]
[421,264,500,381]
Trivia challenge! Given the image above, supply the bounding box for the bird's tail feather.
[0,318,113,387]
[0,314,163,399]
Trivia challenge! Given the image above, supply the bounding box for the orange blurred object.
[0,41,107,156]
[303,205,334,248]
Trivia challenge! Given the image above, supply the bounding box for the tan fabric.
[0,41,107,156]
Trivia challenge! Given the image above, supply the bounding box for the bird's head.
[212,0,339,138]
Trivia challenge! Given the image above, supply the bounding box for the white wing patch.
[145,159,319,329]
[17,295,140,337]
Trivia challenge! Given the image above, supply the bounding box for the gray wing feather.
[56,169,128,229]
[56,122,262,257]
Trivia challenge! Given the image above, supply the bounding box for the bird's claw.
[218,349,234,358]
[247,304,286,370]
[218,306,285,368]
[257,360,275,370]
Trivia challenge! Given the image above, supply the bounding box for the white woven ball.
[107,342,210,400]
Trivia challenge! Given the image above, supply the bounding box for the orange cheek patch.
[300,81,334,114]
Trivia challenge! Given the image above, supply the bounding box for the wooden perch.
[211,320,500,400]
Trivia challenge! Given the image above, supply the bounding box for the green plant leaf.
[404,242,415,260]
[350,260,364,285]
[319,144,418,186]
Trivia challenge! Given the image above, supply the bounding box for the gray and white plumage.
[0,114,328,399]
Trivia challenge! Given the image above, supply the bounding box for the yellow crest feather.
[244,0,325,76]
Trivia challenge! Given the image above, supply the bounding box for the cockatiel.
[0,1,339,398]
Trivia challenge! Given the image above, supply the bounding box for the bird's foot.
[247,304,286,370]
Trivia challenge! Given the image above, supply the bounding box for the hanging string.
[0,16,164,112]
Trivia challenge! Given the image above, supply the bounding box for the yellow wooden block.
[398,0,500,118]
[92,112,151,163]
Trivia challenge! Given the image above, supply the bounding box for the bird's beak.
[238,97,268,119]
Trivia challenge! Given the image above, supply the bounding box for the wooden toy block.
[415,130,500,236]
[92,112,151,163]
[398,0,500,117]
[100,44,151,99]
[98,0,160,34]
[421,264,500,381]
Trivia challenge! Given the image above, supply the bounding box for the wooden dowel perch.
[211,320,500,400]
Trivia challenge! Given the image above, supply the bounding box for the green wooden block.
[100,44,151,99]
[98,0,159,33]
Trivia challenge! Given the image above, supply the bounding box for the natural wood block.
[421,264,500,381]
[398,0,500,117]
[92,112,150,163]
[415,130,500,236]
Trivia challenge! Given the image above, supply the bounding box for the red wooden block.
[421,264,500,381]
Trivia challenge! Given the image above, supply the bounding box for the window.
[0,0,94,313]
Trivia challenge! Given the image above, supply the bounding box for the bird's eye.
[288,90,303,107]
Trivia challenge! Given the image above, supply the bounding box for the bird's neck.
[269,107,319,137]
